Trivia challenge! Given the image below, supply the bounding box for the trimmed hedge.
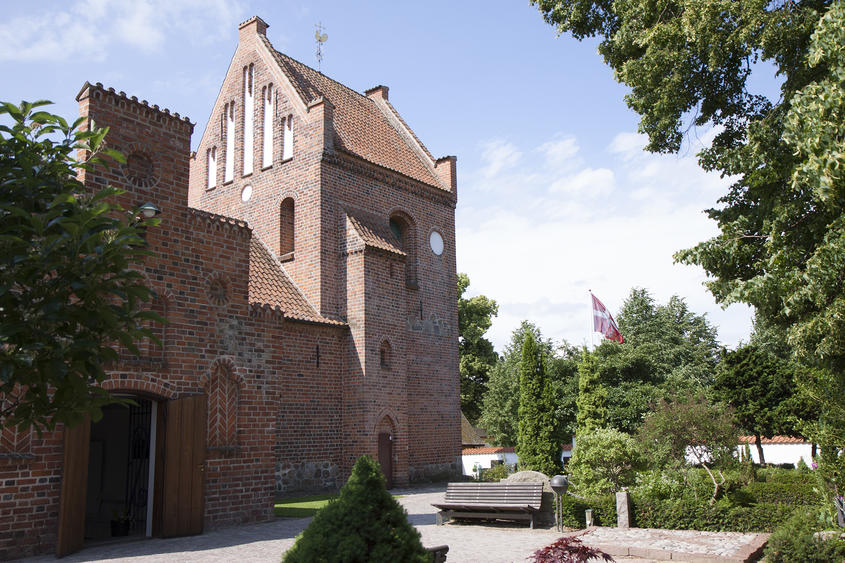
[631,496,797,532]
[559,494,616,528]
[559,468,822,533]
[744,479,819,506]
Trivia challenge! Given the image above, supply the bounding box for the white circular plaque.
[429,230,444,255]
[241,184,253,202]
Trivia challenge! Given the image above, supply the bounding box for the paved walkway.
[22,485,768,562]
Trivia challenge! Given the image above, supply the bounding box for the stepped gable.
[346,209,405,256]
[261,36,442,189]
[249,236,344,325]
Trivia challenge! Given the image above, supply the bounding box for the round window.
[241,184,253,202]
[429,230,444,256]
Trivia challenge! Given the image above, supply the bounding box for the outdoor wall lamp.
[139,202,161,219]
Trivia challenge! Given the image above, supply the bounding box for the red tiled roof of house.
[346,210,405,256]
[738,435,808,444]
[262,36,443,189]
[462,447,515,455]
[249,236,344,326]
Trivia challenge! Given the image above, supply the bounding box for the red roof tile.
[462,447,515,455]
[262,36,444,189]
[738,435,808,444]
[346,209,405,256]
[249,236,344,326]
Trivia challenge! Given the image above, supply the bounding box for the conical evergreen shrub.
[282,455,429,563]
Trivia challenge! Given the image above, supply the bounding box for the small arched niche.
[388,211,417,288]
[279,197,295,260]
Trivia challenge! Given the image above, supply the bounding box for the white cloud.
[479,138,522,179]
[539,136,579,168]
[0,0,243,62]
[549,167,615,197]
[608,132,647,158]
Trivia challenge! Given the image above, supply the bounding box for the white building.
[461,447,518,476]
[737,435,813,466]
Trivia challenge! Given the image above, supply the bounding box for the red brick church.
[0,16,460,559]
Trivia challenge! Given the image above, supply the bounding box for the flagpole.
[588,289,594,351]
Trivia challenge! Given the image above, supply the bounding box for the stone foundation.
[276,460,338,494]
[408,459,461,484]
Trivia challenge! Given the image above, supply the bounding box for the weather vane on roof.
[315,22,328,71]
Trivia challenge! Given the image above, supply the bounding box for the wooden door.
[378,432,393,489]
[161,394,206,537]
[56,418,91,557]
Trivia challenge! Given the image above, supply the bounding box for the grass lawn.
[274,494,338,518]
[274,493,403,518]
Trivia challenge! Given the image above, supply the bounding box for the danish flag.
[591,293,623,344]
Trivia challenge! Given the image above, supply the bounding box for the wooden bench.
[431,482,543,528]
[424,544,449,563]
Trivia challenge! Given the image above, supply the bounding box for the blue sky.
[0,0,753,351]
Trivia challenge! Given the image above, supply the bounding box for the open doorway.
[84,399,155,542]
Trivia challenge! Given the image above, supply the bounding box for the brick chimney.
[435,156,457,194]
[238,16,269,39]
[364,85,389,102]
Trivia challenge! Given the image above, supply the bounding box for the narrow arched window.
[224,101,235,183]
[282,113,293,160]
[243,64,254,176]
[279,197,295,260]
[262,84,274,169]
[206,146,217,190]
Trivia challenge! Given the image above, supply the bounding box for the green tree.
[568,427,642,497]
[714,344,811,463]
[0,101,159,432]
[479,322,547,446]
[516,331,559,475]
[457,273,498,424]
[575,349,607,433]
[638,393,738,504]
[531,0,845,447]
[481,322,579,448]
[282,455,429,563]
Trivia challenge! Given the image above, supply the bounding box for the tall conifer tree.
[516,332,559,475]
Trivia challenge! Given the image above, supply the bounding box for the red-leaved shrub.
[529,536,615,563]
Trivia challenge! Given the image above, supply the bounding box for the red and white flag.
[591,293,623,344]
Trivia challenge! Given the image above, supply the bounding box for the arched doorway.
[376,415,396,489]
[84,398,155,541]
[57,394,207,556]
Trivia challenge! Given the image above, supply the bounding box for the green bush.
[282,455,429,563]
[558,494,616,528]
[480,463,511,482]
[569,427,642,497]
[764,508,845,563]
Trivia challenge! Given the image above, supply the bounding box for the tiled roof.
[739,435,808,444]
[261,36,443,189]
[462,447,515,455]
[346,210,404,256]
[249,236,344,326]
